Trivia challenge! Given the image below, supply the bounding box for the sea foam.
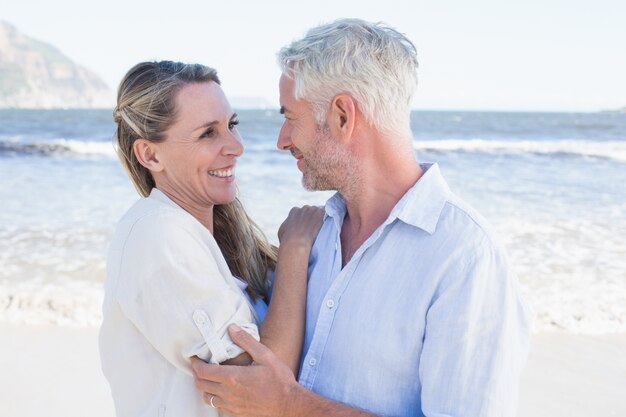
[0,138,116,157]
[3,137,626,162]
[414,139,626,162]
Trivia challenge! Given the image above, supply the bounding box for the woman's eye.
[200,129,215,139]
[229,120,239,130]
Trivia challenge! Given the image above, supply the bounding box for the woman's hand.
[277,205,324,251]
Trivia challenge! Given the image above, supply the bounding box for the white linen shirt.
[299,163,530,417]
[99,188,260,417]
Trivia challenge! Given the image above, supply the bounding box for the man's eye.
[229,120,239,130]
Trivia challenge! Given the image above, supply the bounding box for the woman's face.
[154,81,243,213]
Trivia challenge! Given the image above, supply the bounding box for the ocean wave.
[0,136,280,158]
[0,138,116,157]
[414,139,626,162]
[2,137,625,162]
[2,217,625,333]
[0,281,103,327]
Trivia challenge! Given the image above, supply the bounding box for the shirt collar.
[323,192,347,231]
[323,163,450,235]
[392,163,450,234]
[148,187,180,209]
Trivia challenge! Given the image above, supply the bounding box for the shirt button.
[193,311,208,326]
[326,299,335,308]
[308,358,317,366]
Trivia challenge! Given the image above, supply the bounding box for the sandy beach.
[1,324,624,417]
[518,333,626,417]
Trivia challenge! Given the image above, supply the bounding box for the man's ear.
[329,94,356,142]
[133,139,164,172]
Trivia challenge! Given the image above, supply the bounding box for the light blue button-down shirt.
[298,163,530,417]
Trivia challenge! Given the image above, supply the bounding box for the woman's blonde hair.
[113,61,277,301]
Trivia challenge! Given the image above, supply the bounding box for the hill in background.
[0,21,114,109]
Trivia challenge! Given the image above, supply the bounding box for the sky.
[2,0,625,112]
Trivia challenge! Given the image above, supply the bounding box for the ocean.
[1,109,625,333]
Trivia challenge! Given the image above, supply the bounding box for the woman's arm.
[257,206,324,374]
[112,212,262,371]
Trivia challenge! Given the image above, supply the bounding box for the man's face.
[277,74,350,191]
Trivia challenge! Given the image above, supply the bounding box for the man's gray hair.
[278,18,418,135]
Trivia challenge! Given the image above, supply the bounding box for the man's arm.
[192,325,378,417]
[419,242,530,416]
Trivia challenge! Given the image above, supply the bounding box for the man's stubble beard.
[301,124,358,195]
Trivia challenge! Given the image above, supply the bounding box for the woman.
[99,61,321,417]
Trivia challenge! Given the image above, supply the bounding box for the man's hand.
[191,324,301,417]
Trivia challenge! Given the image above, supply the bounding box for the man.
[192,18,530,417]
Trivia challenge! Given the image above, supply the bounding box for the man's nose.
[277,122,292,151]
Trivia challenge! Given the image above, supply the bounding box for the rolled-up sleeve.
[419,238,530,417]
[113,211,259,372]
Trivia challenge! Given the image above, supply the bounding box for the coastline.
[1,324,624,416]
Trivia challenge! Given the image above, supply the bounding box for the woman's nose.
[225,130,244,157]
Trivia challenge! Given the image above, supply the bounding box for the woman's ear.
[329,94,356,142]
[133,139,164,172]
